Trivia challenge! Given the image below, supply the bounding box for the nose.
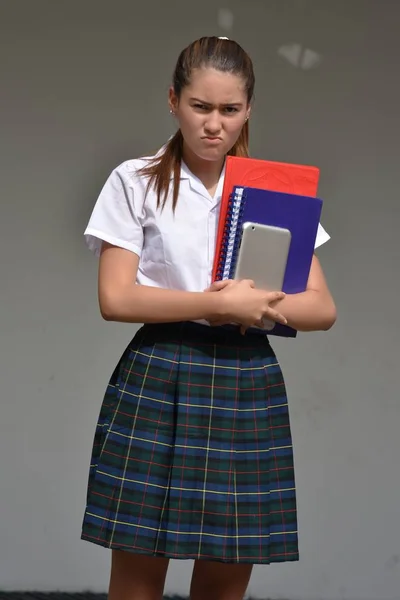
[204,111,222,135]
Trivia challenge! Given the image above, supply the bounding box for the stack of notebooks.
[213,155,324,338]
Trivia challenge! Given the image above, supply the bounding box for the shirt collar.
[155,142,225,202]
[178,160,225,203]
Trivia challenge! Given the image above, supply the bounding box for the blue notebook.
[216,186,323,337]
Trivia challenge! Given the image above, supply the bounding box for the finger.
[213,279,232,290]
[270,291,285,301]
[204,279,232,292]
[240,279,255,288]
[272,312,287,325]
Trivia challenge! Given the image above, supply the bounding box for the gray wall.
[1,1,399,599]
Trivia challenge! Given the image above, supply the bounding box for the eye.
[193,103,208,111]
[224,106,239,114]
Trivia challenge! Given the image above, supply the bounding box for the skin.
[99,69,292,330]
[169,67,251,195]
[101,66,336,600]
[99,67,336,332]
[168,67,336,332]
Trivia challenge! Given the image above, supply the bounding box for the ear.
[168,86,179,114]
[245,104,252,121]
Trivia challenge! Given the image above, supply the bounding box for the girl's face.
[169,67,251,164]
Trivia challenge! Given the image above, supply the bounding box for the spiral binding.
[215,187,246,280]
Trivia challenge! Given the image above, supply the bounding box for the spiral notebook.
[215,186,323,337]
[212,155,320,281]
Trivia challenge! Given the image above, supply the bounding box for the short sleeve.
[314,222,330,249]
[84,163,144,258]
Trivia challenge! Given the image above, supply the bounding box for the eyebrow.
[190,97,244,107]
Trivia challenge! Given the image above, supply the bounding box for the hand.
[210,279,287,334]
[204,279,235,293]
[206,279,250,328]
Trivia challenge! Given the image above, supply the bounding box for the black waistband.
[140,321,271,347]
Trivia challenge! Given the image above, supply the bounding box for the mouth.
[202,136,222,143]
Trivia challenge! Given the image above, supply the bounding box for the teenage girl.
[82,36,336,600]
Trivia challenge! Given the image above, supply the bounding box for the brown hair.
[138,36,255,211]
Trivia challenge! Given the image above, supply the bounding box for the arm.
[98,242,224,323]
[97,242,289,328]
[273,254,336,331]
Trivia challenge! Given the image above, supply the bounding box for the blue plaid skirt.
[81,321,299,564]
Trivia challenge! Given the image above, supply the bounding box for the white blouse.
[84,150,330,293]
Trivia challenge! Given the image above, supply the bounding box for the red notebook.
[213,155,320,280]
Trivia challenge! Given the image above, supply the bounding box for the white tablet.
[234,222,292,329]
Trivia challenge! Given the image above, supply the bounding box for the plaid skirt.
[81,321,299,564]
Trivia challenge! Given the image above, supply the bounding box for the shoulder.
[110,154,154,184]
[84,154,158,258]
[109,144,166,187]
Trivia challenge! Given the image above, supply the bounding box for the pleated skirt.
[81,321,299,564]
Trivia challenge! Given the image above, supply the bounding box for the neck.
[182,141,225,192]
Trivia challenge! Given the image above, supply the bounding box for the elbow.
[100,308,116,322]
[98,286,141,323]
[321,301,337,331]
[300,297,337,332]
[100,303,117,322]
[99,291,120,322]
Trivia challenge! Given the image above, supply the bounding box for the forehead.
[182,67,247,103]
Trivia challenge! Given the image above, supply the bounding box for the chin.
[196,146,227,162]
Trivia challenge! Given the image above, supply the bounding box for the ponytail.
[228,121,250,158]
[138,36,254,211]
[139,121,249,212]
[138,129,183,212]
